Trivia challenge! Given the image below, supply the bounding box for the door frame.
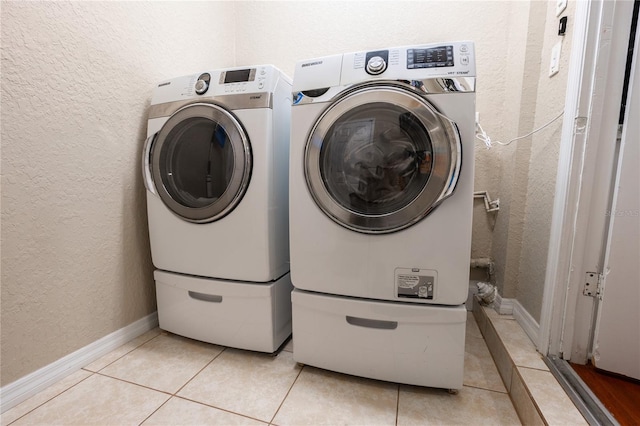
[539,0,636,360]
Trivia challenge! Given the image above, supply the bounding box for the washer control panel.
[407,45,454,69]
[340,41,475,86]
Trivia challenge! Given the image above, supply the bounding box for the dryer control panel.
[150,65,289,106]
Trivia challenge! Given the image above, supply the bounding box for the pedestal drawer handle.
[346,316,398,330]
[188,291,223,303]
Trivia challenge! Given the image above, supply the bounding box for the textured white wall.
[490,0,549,299]
[490,0,575,322]
[517,0,576,322]
[1,1,236,386]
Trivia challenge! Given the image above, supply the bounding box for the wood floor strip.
[570,362,640,426]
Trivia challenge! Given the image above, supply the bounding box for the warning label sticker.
[397,274,420,288]
[395,268,437,300]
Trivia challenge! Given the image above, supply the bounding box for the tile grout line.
[515,364,553,373]
[268,361,305,425]
[172,395,269,425]
[462,383,509,395]
[479,304,560,425]
[103,345,228,426]
[5,330,163,424]
[134,338,213,426]
[137,394,172,426]
[5,371,96,426]
[512,364,546,423]
[173,346,227,396]
[395,385,400,426]
[135,345,270,425]
[93,371,173,397]
[83,331,162,374]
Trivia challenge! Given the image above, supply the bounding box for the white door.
[591,27,640,380]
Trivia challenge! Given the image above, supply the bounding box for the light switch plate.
[549,41,562,77]
[556,0,567,16]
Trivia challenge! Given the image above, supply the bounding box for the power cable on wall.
[475,110,565,148]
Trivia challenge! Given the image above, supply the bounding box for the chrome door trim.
[443,122,462,199]
[147,92,273,120]
[151,103,252,223]
[293,77,475,105]
[419,77,475,93]
[142,133,157,195]
[304,83,462,234]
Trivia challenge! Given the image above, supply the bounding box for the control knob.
[195,79,209,95]
[195,73,211,95]
[366,56,387,75]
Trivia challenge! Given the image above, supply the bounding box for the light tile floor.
[1,313,521,426]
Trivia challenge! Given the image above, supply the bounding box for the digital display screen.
[407,46,454,69]
[224,69,252,83]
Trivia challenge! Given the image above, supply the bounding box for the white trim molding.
[513,300,540,346]
[0,312,158,414]
[493,292,514,315]
[492,296,540,346]
[539,0,636,361]
[538,0,594,359]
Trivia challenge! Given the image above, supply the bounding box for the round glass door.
[305,83,461,233]
[151,103,251,223]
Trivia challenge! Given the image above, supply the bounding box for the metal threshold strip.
[545,355,619,426]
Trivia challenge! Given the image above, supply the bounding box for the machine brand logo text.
[301,61,323,68]
[158,82,171,87]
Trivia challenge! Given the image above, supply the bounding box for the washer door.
[150,103,251,223]
[305,83,461,234]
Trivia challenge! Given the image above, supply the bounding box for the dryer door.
[305,83,461,234]
[150,103,251,223]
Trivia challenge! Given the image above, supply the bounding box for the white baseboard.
[493,295,540,345]
[0,312,158,414]
[493,292,514,315]
[512,299,540,345]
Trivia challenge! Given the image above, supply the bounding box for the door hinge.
[583,272,604,299]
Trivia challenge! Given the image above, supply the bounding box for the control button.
[461,56,469,65]
[258,81,264,89]
[366,56,387,75]
[460,44,469,53]
[260,68,266,75]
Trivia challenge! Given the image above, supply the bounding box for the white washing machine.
[143,65,293,352]
[290,42,476,389]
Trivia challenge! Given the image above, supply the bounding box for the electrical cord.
[475,110,565,148]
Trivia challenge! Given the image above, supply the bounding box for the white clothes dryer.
[289,43,476,389]
[143,65,293,352]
